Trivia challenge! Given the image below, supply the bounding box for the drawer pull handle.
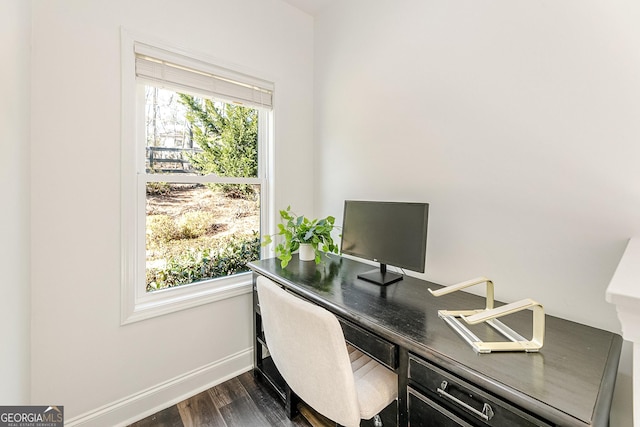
[437,380,495,421]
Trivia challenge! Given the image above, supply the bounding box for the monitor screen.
[341,200,429,285]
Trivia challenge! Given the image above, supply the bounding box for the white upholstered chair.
[256,275,398,427]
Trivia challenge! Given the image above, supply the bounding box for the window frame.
[120,29,273,325]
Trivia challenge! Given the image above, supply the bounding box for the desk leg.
[253,313,262,372]
[253,274,262,373]
[398,348,409,427]
[285,384,300,419]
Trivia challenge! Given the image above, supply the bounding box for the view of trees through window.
[144,86,261,292]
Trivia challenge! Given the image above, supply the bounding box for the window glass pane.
[144,85,259,178]
[145,183,261,292]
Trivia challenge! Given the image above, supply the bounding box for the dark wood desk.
[249,254,622,426]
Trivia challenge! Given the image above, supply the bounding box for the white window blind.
[134,43,273,109]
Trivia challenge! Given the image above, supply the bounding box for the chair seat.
[348,345,398,420]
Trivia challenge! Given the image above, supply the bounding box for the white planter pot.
[298,243,315,262]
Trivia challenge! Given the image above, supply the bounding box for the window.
[121,32,273,324]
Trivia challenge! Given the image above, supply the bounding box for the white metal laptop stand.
[428,277,544,354]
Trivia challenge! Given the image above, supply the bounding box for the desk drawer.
[408,387,472,427]
[408,355,551,426]
[339,319,397,369]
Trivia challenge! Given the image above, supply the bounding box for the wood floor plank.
[128,369,338,427]
[128,405,184,427]
[296,404,333,427]
[237,371,313,427]
[208,376,276,426]
[177,390,227,427]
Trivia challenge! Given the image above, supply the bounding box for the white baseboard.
[65,348,254,427]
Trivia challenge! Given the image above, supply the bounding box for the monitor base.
[357,269,403,286]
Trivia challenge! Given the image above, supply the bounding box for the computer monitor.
[340,200,429,286]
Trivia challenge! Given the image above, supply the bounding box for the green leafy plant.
[263,206,339,268]
[146,233,260,291]
[179,94,258,199]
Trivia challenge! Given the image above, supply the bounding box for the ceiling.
[280,0,337,16]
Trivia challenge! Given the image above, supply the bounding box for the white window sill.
[121,272,253,325]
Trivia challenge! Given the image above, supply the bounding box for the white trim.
[121,28,139,325]
[65,348,253,427]
[606,237,640,342]
[259,108,274,258]
[606,237,640,426]
[123,274,253,325]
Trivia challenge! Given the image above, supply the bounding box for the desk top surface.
[249,254,622,426]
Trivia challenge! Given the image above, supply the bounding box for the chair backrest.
[256,276,361,427]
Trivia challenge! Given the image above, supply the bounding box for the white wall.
[30,0,313,422]
[0,0,31,405]
[314,1,639,425]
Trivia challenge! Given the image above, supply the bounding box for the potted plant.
[263,206,339,268]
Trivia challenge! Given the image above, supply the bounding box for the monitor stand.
[358,264,403,286]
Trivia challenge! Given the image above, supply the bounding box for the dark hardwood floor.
[128,370,330,427]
